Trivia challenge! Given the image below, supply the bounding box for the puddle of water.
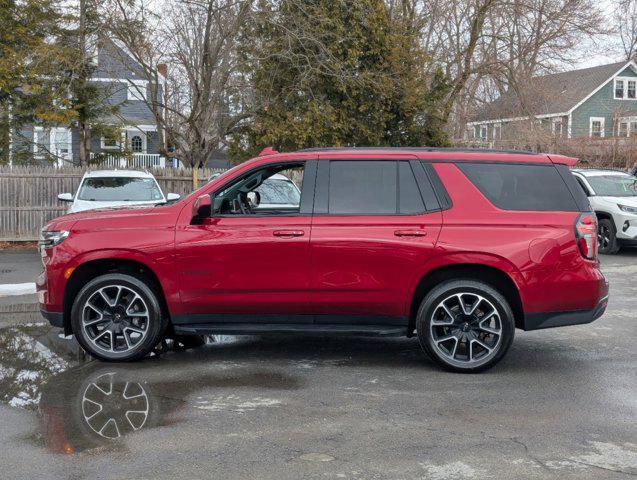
[0,323,80,409]
[0,323,302,455]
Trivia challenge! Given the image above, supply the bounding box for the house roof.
[471,61,635,123]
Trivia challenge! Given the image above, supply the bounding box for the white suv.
[58,169,180,214]
[572,168,637,254]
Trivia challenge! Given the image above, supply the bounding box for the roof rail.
[298,146,537,155]
[573,166,628,172]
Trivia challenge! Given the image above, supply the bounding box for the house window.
[619,121,629,137]
[33,127,48,158]
[480,125,488,139]
[615,79,625,99]
[492,123,501,140]
[131,135,143,152]
[51,128,70,156]
[619,117,637,136]
[101,134,120,150]
[127,80,147,101]
[590,117,605,137]
[127,131,147,153]
[613,77,637,99]
[552,119,563,136]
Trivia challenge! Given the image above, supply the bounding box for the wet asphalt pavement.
[0,250,635,479]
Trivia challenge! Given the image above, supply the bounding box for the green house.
[467,61,637,142]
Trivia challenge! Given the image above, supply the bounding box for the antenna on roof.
[258,147,279,156]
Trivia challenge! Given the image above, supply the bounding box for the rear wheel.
[71,273,166,362]
[598,218,619,255]
[416,280,515,373]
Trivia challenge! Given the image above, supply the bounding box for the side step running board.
[174,323,408,337]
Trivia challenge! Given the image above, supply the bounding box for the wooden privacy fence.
[0,166,225,241]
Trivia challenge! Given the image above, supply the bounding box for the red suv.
[38,148,609,372]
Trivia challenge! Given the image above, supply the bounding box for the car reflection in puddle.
[38,363,185,454]
[0,323,302,455]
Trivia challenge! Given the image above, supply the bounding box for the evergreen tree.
[0,0,73,164]
[1,0,119,165]
[62,0,119,165]
[229,0,451,160]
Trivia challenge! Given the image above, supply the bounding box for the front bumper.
[614,212,637,240]
[41,309,64,328]
[523,295,609,330]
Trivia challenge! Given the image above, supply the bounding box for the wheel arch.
[407,259,525,334]
[63,253,170,335]
[594,211,613,223]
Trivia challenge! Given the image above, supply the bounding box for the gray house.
[467,60,637,142]
[16,39,166,168]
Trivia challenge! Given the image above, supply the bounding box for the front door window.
[131,135,143,152]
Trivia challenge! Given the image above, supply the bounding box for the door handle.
[273,230,305,237]
[394,230,427,237]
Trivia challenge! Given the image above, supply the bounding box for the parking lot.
[0,248,635,479]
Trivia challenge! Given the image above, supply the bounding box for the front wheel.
[416,280,515,373]
[71,273,166,362]
[598,218,620,255]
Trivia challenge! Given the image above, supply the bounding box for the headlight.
[618,204,637,214]
[39,230,70,249]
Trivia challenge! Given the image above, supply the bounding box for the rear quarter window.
[457,163,578,211]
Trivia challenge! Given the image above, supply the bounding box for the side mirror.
[57,193,73,202]
[247,191,261,209]
[166,193,181,201]
[192,194,211,219]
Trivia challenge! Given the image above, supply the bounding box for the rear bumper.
[523,295,609,330]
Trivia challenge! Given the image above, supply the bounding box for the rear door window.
[328,161,397,214]
[457,163,578,211]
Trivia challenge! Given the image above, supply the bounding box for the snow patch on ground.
[194,395,282,413]
[545,441,637,473]
[419,461,486,480]
[0,282,36,297]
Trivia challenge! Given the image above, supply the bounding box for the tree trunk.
[0,102,10,165]
[77,0,91,166]
[192,165,199,191]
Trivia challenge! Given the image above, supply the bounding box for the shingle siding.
[95,40,145,81]
[469,62,637,140]
[98,80,158,125]
[571,67,637,138]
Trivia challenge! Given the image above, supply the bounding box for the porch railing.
[89,153,166,169]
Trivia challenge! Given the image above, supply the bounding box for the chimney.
[157,63,167,78]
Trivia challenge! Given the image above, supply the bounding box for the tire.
[71,273,167,362]
[416,279,515,373]
[598,218,620,255]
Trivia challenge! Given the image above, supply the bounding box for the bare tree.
[615,0,637,60]
[104,0,170,155]
[105,0,252,188]
[166,0,252,188]
[395,0,607,139]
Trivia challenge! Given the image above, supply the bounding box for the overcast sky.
[572,0,626,69]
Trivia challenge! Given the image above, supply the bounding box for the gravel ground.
[0,250,635,480]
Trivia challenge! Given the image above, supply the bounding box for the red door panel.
[175,216,311,316]
[309,212,442,319]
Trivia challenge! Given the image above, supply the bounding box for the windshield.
[256,179,300,205]
[78,177,164,201]
[587,174,637,197]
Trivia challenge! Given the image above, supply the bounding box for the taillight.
[575,213,598,260]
